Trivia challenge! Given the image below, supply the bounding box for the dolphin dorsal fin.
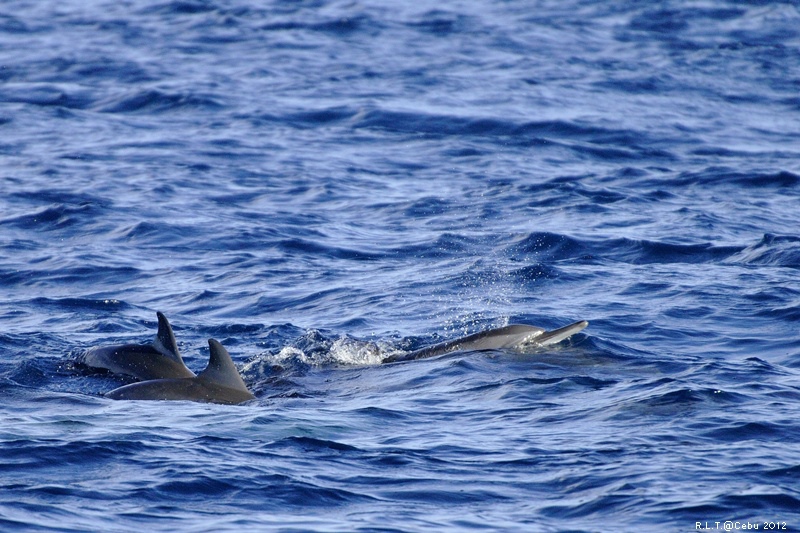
[152,311,184,365]
[199,339,250,392]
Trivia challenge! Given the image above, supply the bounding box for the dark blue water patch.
[606,388,729,423]
[629,9,689,34]
[754,304,800,323]
[609,238,742,265]
[0,268,36,288]
[0,14,31,33]
[250,323,308,348]
[574,185,627,205]
[403,9,477,37]
[649,386,744,409]
[350,406,412,422]
[393,232,480,259]
[284,106,358,127]
[200,321,271,338]
[6,189,112,210]
[718,492,800,513]
[516,177,596,208]
[376,486,510,506]
[402,196,452,218]
[764,465,800,480]
[566,336,656,366]
[143,0,220,15]
[593,73,678,96]
[0,517,60,533]
[6,359,50,387]
[24,54,155,85]
[457,260,585,293]
[702,421,797,443]
[239,479,376,507]
[151,476,240,499]
[27,297,131,315]
[689,146,757,158]
[351,109,659,151]
[506,232,590,263]
[741,356,792,375]
[0,438,151,470]
[514,375,618,394]
[258,13,379,37]
[663,305,716,320]
[510,263,566,283]
[627,7,746,42]
[617,281,673,297]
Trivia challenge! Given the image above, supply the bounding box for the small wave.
[606,238,741,265]
[0,83,94,110]
[112,221,199,245]
[506,232,741,265]
[672,169,800,189]
[393,232,478,259]
[506,232,588,262]
[272,436,362,453]
[726,234,800,269]
[1,203,100,232]
[540,494,641,520]
[276,237,383,261]
[97,89,224,114]
[353,109,625,141]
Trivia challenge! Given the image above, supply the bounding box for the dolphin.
[80,312,196,380]
[381,320,588,363]
[105,339,255,405]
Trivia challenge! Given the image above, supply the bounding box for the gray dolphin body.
[105,339,255,405]
[80,312,195,380]
[382,320,588,364]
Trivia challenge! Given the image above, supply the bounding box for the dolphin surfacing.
[80,312,195,380]
[382,320,588,364]
[105,339,255,405]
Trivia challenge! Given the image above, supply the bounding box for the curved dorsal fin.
[199,339,250,392]
[152,311,184,365]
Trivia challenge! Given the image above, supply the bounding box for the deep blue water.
[2,0,800,531]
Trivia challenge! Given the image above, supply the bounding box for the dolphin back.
[104,339,255,405]
[79,312,195,380]
[382,321,588,363]
[105,378,254,405]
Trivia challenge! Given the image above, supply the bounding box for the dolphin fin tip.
[202,339,253,397]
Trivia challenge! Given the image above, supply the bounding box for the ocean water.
[2,0,800,531]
